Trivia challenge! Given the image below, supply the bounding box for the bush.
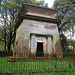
[0,51,13,57]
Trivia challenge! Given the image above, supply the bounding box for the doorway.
[36,42,44,57]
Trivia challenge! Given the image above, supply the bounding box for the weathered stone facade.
[13,4,63,57]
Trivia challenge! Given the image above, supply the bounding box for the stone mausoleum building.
[13,4,63,57]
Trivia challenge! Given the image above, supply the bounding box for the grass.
[32,71,75,75]
[1,71,75,75]
[0,57,75,75]
[0,58,54,72]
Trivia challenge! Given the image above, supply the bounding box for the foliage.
[53,0,75,33]
[60,33,69,53]
[60,33,75,53]
[0,51,12,56]
[0,41,4,51]
[68,39,75,46]
[53,0,75,53]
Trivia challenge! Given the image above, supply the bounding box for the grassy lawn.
[0,58,55,72]
[1,71,75,75]
[32,71,75,75]
[0,57,75,75]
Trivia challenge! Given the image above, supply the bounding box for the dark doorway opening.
[36,42,44,57]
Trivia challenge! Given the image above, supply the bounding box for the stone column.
[47,37,52,55]
[31,35,35,56]
[43,42,46,57]
[51,37,55,55]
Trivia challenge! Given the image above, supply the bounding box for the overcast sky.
[44,0,55,8]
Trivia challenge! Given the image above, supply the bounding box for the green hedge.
[0,51,13,57]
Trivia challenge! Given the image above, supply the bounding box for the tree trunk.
[3,12,7,51]
[8,45,11,52]
[4,24,6,51]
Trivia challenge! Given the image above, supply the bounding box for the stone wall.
[14,19,63,57]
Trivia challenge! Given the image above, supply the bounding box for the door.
[36,42,44,57]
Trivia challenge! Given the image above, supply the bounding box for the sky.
[44,0,55,8]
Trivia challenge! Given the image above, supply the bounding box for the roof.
[20,3,57,17]
[16,4,60,29]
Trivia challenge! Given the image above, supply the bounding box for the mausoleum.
[13,4,63,57]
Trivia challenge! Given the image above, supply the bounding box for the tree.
[53,0,75,33]
[60,33,69,53]
[0,0,8,51]
[53,0,75,53]
[0,0,48,51]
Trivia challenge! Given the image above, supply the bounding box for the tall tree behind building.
[53,0,75,33]
[53,0,75,53]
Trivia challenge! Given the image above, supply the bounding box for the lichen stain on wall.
[54,36,59,45]
[55,39,63,55]
[23,35,29,40]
